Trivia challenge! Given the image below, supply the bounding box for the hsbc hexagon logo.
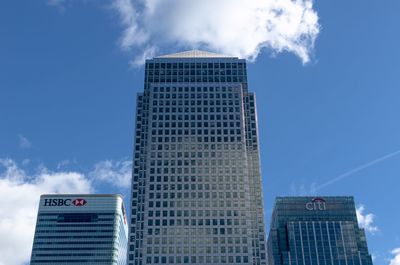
[72,199,87,206]
[43,198,87,207]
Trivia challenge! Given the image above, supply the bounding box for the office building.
[128,50,267,265]
[30,194,128,265]
[267,196,373,265]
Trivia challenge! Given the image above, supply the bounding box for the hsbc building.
[30,194,128,265]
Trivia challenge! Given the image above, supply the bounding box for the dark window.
[57,213,98,223]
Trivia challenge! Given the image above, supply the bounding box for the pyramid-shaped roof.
[156,50,234,59]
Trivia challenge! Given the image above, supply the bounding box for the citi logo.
[43,198,87,207]
[306,197,326,211]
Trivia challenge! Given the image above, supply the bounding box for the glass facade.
[30,194,128,265]
[267,196,373,265]
[128,50,267,265]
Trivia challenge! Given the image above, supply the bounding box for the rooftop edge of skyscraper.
[40,193,125,198]
[155,49,237,59]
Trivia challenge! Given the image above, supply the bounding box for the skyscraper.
[267,196,373,265]
[30,194,128,265]
[128,50,267,265]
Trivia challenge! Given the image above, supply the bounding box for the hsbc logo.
[306,197,326,211]
[72,199,87,206]
[43,198,87,207]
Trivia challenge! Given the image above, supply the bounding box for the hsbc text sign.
[306,197,326,211]
[43,198,87,207]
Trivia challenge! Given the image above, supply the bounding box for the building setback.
[267,196,373,265]
[30,194,128,265]
[128,50,267,265]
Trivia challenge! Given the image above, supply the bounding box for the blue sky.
[1,1,400,265]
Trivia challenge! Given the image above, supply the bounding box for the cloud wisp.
[90,160,132,188]
[356,205,379,234]
[18,134,32,149]
[112,0,320,65]
[290,181,317,196]
[0,158,132,265]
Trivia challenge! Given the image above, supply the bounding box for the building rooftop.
[156,49,235,59]
[41,194,124,198]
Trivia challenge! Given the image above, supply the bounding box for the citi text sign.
[306,197,326,211]
[43,198,87,207]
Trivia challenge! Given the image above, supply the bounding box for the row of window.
[149,188,244,200]
[147,192,245,200]
[149,158,243,166]
[135,200,246,210]
[150,128,241,135]
[147,219,248,229]
[147,210,245,219]
[151,101,241,109]
[148,184,244,192]
[32,259,114,263]
[148,87,254,100]
[147,167,244,175]
[147,232,248,244]
[35,229,114,234]
[147,76,246,83]
[147,198,246,208]
[36,224,113,228]
[148,69,244,75]
[146,137,243,146]
[151,153,255,163]
[149,106,243,114]
[151,93,240,100]
[152,86,240,93]
[150,130,242,138]
[132,174,246,184]
[144,254,249,264]
[145,233,248,244]
[147,246,248,255]
[149,142,243,151]
[151,114,241,122]
[147,62,245,70]
[150,158,244,166]
[148,149,244,160]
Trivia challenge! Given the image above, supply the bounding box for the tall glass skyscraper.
[267,196,373,265]
[30,194,128,265]
[128,50,267,265]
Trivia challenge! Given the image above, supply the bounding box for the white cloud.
[390,248,400,265]
[112,0,320,65]
[289,181,317,195]
[356,205,379,234]
[0,158,132,265]
[56,159,71,169]
[47,0,64,5]
[18,135,32,149]
[90,159,132,188]
[21,158,31,166]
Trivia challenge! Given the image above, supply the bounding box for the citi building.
[30,194,128,265]
[129,50,267,265]
[267,196,373,265]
